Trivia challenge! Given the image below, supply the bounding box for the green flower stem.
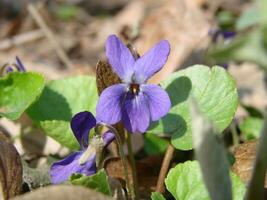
[126,132,140,200]
[95,123,132,199]
[230,123,239,147]
[245,114,267,200]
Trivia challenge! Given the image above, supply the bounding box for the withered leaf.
[96,60,121,95]
[11,185,113,200]
[0,133,22,200]
[104,157,133,187]
[104,157,159,197]
[232,140,267,187]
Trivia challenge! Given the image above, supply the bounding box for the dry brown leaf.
[11,185,112,200]
[104,156,159,196]
[104,157,133,187]
[232,140,267,187]
[0,133,22,200]
[96,60,121,95]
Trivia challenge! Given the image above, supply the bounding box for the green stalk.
[126,132,140,200]
[245,114,267,200]
[95,123,133,199]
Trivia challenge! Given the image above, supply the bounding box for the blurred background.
[0,0,267,194]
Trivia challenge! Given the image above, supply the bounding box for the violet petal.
[15,56,26,72]
[133,40,170,83]
[122,92,150,133]
[143,84,171,121]
[50,152,96,184]
[105,35,135,82]
[96,84,126,125]
[102,131,115,147]
[71,111,96,149]
[5,66,13,73]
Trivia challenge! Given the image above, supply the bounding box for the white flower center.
[78,135,104,165]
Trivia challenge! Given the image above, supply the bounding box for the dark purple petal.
[50,152,96,184]
[105,35,135,82]
[71,111,96,149]
[209,29,236,43]
[96,84,126,125]
[222,31,236,40]
[122,92,150,133]
[133,40,170,83]
[5,66,13,73]
[102,131,115,147]
[15,56,26,72]
[142,84,171,121]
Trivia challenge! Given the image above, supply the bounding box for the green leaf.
[56,5,80,21]
[236,8,260,30]
[69,169,111,196]
[207,30,267,69]
[217,11,235,29]
[165,161,245,200]
[27,76,98,150]
[0,72,45,120]
[148,65,238,150]
[191,99,232,200]
[240,117,263,140]
[144,133,168,155]
[151,192,166,200]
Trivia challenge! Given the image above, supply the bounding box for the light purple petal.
[50,152,96,184]
[96,84,126,125]
[71,112,96,149]
[142,84,171,121]
[102,131,115,147]
[15,56,26,72]
[105,35,135,82]
[5,66,13,73]
[134,40,170,83]
[122,92,150,133]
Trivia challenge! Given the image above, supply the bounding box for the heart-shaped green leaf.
[148,65,238,150]
[27,76,98,150]
[165,161,245,200]
[0,72,45,120]
[69,169,111,196]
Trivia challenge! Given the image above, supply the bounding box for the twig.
[27,4,74,70]
[126,133,140,200]
[0,30,44,50]
[156,143,175,193]
[245,113,267,200]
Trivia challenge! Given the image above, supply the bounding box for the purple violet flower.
[209,29,236,43]
[50,111,115,184]
[2,56,26,74]
[96,35,171,133]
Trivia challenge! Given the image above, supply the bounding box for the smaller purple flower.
[96,35,171,133]
[50,111,115,184]
[1,56,26,74]
[209,29,236,43]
